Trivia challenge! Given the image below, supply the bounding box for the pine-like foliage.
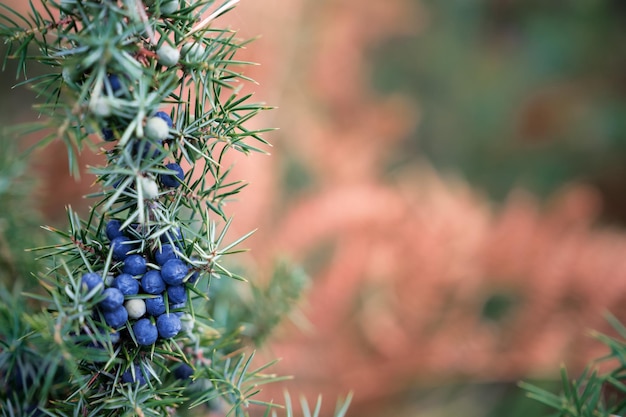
[0,1,351,416]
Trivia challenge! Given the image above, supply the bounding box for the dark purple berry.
[156,313,181,339]
[103,306,128,329]
[102,127,115,141]
[141,270,165,294]
[154,243,179,265]
[123,254,147,276]
[145,294,166,316]
[81,272,103,293]
[99,288,124,311]
[174,363,193,380]
[122,364,147,386]
[161,259,189,285]
[133,318,158,346]
[166,285,187,304]
[106,219,124,240]
[112,273,139,296]
[154,111,173,128]
[160,162,184,188]
[111,236,134,261]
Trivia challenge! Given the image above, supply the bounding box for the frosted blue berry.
[103,306,128,329]
[154,111,173,128]
[166,285,187,304]
[99,288,124,311]
[141,270,166,294]
[154,243,179,266]
[145,294,166,316]
[122,365,147,386]
[156,313,181,339]
[123,255,147,276]
[160,162,184,188]
[169,302,186,317]
[105,219,124,240]
[174,363,193,380]
[159,227,183,244]
[111,236,134,261]
[112,273,139,296]
[81,272,103,293]
[161,259,189,285]
[133,318,158,346]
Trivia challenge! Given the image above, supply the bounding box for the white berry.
[125,299,146,319]
[138,176,159,200]
[157,44,180,67]
[89,97,112,118]
[180,313,194,332]
[181,42,205,63]
[144,117,170,142]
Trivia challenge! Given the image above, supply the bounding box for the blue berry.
[122,365,147,386]
[81,272,103,293]
[102,127,115,141]
[161,259,189,285]
[131,138,164,161]
[141,270,166,294]
[154,111,173,128]
[174,363,193,380]
[123,255,147,276]
[159,227,183,244]
[111,236,134,261]
[167,285,187,304]
[156,313,181,339]
[154,243,179,265]
[107,74,122,92]
[103,306,128,329]
[133,318,158,346]
[145,294,166,316]
[169,302,186,317]
[99,288,124,311]
[112,273,139,296]
[106,219,124,240]
[160,162,184,188]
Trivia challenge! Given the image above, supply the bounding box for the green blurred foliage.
[372,0,626,222]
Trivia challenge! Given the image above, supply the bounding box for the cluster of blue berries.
[81,219,198,348]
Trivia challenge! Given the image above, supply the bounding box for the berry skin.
[103,306,128,329]
[133,318,158,346]
[181,42,206,63]
[160,162,184,188]
[99,288,124,311]
[167,285,187,304]
[89,96,112,118]
[179,313,194,332]
[113,273,139,295]
[156,313,181,339]
[123,254,147,276]
[154,111,173,128]
[160,0,178,15]
[105,219,124,240]
[156,44,180,67]
[125,299,147,319]
[161,259,189,285]
[145,116,170,142]
[174,363,193,380]
[141,270,166,294]
[159,227,182,244]
[80,272,103,293]
[145,294,166,316]
[111,236,134,261]
[155,243,179,265]
[122,365,147,386]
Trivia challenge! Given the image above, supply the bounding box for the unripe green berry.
[138,176,159,200]
[145,117,170,142]
[160,0,179,15]
[157,44,180,67]
[181,42,206,63]
[89,97,112,118]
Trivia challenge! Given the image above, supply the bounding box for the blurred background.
[3,0,626,416]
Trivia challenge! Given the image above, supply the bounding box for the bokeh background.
[3,0,626,416]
